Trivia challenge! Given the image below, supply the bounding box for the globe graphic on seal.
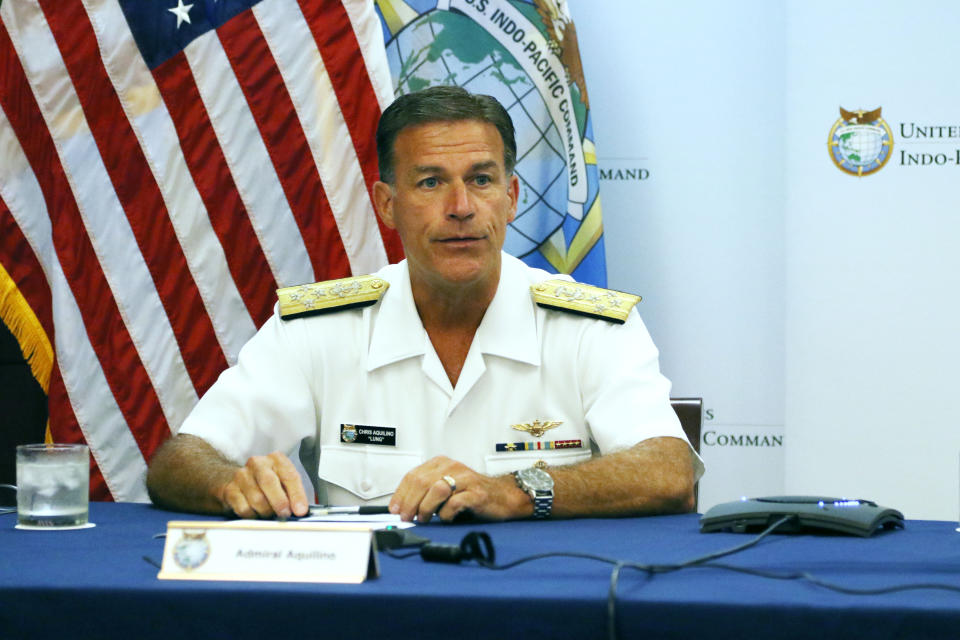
[836,125,884,167]
[384,10,570,257]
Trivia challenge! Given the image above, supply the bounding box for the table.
[3,503,960,639]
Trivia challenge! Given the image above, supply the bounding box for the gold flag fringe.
[0,261,53,395]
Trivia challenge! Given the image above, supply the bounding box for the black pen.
[308,505,392,516]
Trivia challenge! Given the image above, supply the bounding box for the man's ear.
[373,181,396,229]
[506,174,519,225]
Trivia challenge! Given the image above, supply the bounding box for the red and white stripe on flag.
[0,0,402,501]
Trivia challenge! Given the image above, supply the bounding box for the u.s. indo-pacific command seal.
[828,107,893,177]
[172,530,211,571]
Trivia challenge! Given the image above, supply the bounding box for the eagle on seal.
[534,0,589,109]
[840,107,882,124]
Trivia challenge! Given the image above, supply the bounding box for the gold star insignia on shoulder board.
[511,419,563,438]
[277,275,388,320]
[531,280,640,324]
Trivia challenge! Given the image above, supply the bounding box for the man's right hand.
[217,452,309,519]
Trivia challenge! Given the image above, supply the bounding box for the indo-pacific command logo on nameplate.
[172,530,211,570]
[341,424,357,443]
[828,107,893,177]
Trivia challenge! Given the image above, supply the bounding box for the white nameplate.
[157,520,379,583]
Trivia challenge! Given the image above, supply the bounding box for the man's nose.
[446,180,473,220]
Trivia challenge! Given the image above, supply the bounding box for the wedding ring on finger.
[442,475,457,493]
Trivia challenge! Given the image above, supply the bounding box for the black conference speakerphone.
[700,496,904,537]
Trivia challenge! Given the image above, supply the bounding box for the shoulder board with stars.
[530,280,641,324]
[277,275,388,320]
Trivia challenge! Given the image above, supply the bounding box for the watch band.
[530,490,552,519]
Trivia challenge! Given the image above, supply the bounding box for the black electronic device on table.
[375,527,430,550]
[699,496,904,537]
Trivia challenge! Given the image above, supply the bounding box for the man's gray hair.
[376,85,517,184]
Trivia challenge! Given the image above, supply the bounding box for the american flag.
[0,0,402,501]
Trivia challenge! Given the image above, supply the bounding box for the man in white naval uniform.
[147,86,703,523]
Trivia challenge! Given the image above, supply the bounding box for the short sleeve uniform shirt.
[179,253,704,504]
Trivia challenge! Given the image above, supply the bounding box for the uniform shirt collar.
[473,253,540,366]
[366,261,427,371]
[366,253,540,371]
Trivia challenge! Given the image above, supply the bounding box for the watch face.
[518,467,553,491]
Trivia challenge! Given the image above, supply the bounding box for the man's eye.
[474,175,491,186]
[420,177,439,188]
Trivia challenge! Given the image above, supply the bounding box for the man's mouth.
[436,235,483,244]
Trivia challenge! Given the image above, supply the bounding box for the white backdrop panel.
[577,1,787,510]
[578,0,960,518]
[783,1,960,520]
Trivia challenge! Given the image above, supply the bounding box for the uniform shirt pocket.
[484,449,592,476]
[318,446,422,501]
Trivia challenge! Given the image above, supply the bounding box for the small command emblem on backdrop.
[828,107,893,177]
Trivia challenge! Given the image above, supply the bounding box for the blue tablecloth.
[2,503,960,639]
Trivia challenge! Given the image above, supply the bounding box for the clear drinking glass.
[16,444,89,528]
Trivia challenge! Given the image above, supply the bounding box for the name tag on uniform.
[340,424,396,446]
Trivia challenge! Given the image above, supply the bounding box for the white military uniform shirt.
[179,253,704,505]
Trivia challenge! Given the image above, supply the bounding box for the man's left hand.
[388,456,530,523]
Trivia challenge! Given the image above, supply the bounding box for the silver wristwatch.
[514,466,554,519]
